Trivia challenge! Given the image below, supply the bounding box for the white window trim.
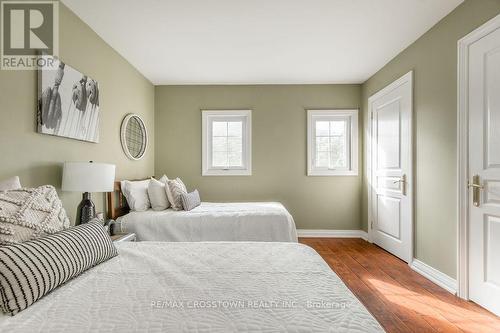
[202,110,252,176]
[307,109,359,176]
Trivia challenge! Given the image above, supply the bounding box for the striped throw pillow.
[0,222,118,316]
[180,190,201,211]
[165,178,187,210]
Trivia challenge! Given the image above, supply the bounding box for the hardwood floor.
[299,238,500,333]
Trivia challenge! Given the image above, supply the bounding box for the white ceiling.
[62,0,463,85]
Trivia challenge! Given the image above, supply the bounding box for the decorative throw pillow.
[165,178,187,211]
[0,222,118,316]
[148,175,170,211]
[180,189,201,211]
[0,176,21,191]
[121,179,151,211]
[0,185,70,245]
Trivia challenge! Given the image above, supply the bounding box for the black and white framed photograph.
[37,55,100,143]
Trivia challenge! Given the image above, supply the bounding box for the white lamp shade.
[62,162,116,193]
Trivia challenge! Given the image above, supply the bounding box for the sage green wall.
[155,85,362,230]
[361,0,500,278]
[0,4,155,223]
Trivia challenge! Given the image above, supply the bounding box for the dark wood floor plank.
[352,242,500,330]
[299,238,500,333]
[323,253,412,333]
[344,240,463,333]
[332,240,438,333]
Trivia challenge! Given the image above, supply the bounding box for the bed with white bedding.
[0,241,383,332]
[117,202,298,242]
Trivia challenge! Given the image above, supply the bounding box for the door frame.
[457,13,500,300]
[367,71,414,265]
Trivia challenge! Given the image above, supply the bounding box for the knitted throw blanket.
[0,186,70,245]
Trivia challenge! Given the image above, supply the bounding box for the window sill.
[202,169,252,176]
[307,169,358,176]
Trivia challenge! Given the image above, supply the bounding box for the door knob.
[393,176,406,184]
[468,175,484,207]
[393,174,407,195]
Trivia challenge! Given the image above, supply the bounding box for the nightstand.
[110,233,136,242]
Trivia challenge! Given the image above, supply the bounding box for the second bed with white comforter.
[117,202,298,242]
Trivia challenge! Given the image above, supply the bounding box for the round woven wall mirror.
[120,114,148,160]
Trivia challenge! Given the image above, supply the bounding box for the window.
[307,110,358,176]
[202,110,252,176]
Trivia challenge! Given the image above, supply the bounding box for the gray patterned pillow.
[165,178,187,211]
[0,222,117,315]
[0,186,70,245]
[181,190,201,211]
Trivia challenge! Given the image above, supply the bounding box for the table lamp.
[62,161,116,225]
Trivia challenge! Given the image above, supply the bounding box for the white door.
[369,72,413,262]
[468,22,500,316]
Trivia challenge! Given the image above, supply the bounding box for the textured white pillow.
[148,175,170,211]
[120,179,151,212]
[0,176,21,191]
[0,185,70,245]
[165,178,187,211]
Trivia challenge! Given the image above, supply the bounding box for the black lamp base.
[76,192,96,225]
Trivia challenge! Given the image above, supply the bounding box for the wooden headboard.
[106,177,153,220]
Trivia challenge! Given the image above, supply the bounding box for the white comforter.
[0,242,383,333]
[118,202,298,242]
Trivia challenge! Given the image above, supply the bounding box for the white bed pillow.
[165,178,187,211]
[148,175,170,211]
[0,176,21,191]
[120,179,151,212]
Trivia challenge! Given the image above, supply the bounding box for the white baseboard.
[410,259,457,295]
[297,229,368,240]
